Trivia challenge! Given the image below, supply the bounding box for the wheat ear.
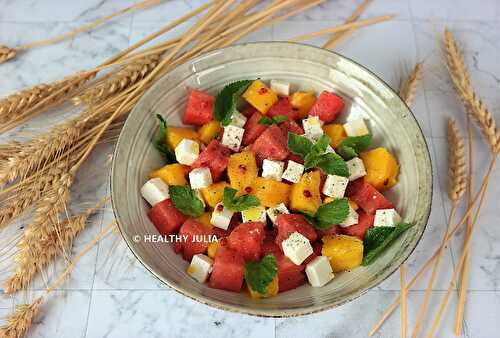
[0,45,17,64]
[444,29,500,153]
[0,222,115,338]
[447,119,467,202]
[4,196,110,294]
[74,54,161,105]
[399,62,423,106]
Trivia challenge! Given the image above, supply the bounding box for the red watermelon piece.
[209,247,245,292]
[243,111,268,146]
[241,105,258,117]
[309,91,344,123]
[347,179,394,215]
[276,253,306,292]
[279,120,304,136]
[174,219,212,261]
[147,199,187,236]
[341,210,375,240]
[286,152,304,165]
[183,89,214,125]
[212,214,239,239]
[267,97,299,121]
[303,241,322,265]
[316,224,342,238]
[191,140,230,181]
[227,222,265,261]
[275,214,318,248]
[252,125,289,162]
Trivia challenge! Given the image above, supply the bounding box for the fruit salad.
[141,79,413,298]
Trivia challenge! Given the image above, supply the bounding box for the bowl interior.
[111,42,432,317]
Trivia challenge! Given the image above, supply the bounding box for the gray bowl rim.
[111,41,433,317]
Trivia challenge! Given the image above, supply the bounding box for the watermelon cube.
[209,247,245,292]
[174,219,213,261]
[279,120,304,136]
[303,241,322,265]
[147,199,187,235]
[267,97,299,121]
[275,214,318,248]
[309,91,344,123]
[252,125,289,162]
[191,140,230,181]
[347,179,395,215]
[183,89,214,125]
[341,210,375,240]
[227,222,265,261]
[243,111,268,146]
[316,224,342,238]
[241,106,259,117]
[276,253,306,292]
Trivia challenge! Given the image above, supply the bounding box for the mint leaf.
[315,198,349,229]
[316,153,349,177]
[258,116,274,126]
[338,134,372,160]
[152,114,175,163]
[169,185,205,217]
[215,80,252,126]
[223,187,260,212]
[244,255,278,294]
[362,222,414,266]
[287,132,314,158]
[312,134,330,154]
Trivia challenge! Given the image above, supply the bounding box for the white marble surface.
[0,1,499,337]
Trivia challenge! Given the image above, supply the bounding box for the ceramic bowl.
[111,42,432,317]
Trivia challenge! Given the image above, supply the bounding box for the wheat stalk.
[444,29,500,153]
[4,196,110,294]
[0,45,17,64]
[399,62,423,106]
[73,54,161,106]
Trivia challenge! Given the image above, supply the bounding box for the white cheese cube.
[140,178,170,207]
[221,125,244,151]
[302,116,324,141]
[270,79,290,96]
[210,203,234,230]
[266,203,290,224]
[187,254,213,283]
[229,110,247,128]
[374,208,402,227]
[175,138,199,165]
[343,118,369,137]
[339,204,359,228]
[322,174,349,198]
[282,160,304,183]
[262,159,285,181]
[305,256,334,287]
[282,232,313,265]
[189,167,212,189]
[346,157,367,181]
[241,206,267,223]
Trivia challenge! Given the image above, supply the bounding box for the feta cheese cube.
[229,110,247,128]
[210,203,234,230]
[302,116,324,141]
[140,178,170,207]
[262,159,285,181]
[187,254,213,283]
[343,118,369,137]
[175,138,199,165]
[282,232,313,265]
[374,208,402,227]
[241,206,267,223]
[266,203,290,224]
[346,157,366,181]
[282,160,304,183]
[322,174,349,198]
[305,256,334,287]
[270,79,290,96]
[221,125,244,151]
[339,204,359,228]
[189,167,212,189]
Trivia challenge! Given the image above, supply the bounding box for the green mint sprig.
[169,185,205,217]
[214,80,252,126]
[244,255,278,294]
[152,114,175,163]
[223,187,260,212]
[337,134,372,160]
[362,222,414,265]
[258,115,288,126]
[301,198,350,230]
